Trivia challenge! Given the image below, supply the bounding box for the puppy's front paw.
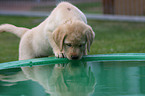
[55,52,65,58]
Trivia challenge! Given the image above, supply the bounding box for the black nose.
[71,55,79,60]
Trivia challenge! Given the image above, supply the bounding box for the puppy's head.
[53,21,95,60]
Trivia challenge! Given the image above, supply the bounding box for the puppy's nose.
[71,55,79,60]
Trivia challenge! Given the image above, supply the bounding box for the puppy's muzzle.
[71,55,79,60]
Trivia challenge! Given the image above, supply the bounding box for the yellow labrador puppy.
[0,2,95,60]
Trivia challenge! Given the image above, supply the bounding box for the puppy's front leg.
[46,31,65,58]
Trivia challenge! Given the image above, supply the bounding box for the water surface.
[0,61,145,96]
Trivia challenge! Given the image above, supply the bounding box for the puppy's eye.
[79,44,83,47]
[66,44,72,47]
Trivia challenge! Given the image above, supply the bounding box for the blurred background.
[0,0,145,18]
[0,0,145,62]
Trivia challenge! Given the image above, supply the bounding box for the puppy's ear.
[53,27,66,51]
[85,26,95,52]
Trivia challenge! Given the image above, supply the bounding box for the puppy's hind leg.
[18,38,34,60]
[19,45,34,60]
[19,50,34,60]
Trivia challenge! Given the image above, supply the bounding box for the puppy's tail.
[0,24,29,38]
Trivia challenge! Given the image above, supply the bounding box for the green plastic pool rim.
[0,53,145,70]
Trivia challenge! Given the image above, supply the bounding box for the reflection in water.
[0,61,96,96]
[92,61,145,96]
[1,61,145,96]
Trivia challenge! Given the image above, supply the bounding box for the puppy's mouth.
[67,55,82,60]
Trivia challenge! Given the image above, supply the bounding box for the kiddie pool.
[0,53,145,96]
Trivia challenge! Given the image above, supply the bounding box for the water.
[0,61,145,96]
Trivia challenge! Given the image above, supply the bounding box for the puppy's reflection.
[1,61,96,96]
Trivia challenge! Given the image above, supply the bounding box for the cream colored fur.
[0,2,95,60]
[0,24,29,38]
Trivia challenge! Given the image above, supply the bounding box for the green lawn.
[75,2,102,14]
[0,16,145,63]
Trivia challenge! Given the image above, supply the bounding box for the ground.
[0,16,145,63]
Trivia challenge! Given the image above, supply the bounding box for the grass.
[75,2,102,14]
[89,20,145,54]
[0,16,145,63]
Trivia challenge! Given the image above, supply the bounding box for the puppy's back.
[57,2,87,23]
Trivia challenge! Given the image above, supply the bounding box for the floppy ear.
[53,27,66,51]
[85,26,95,52]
